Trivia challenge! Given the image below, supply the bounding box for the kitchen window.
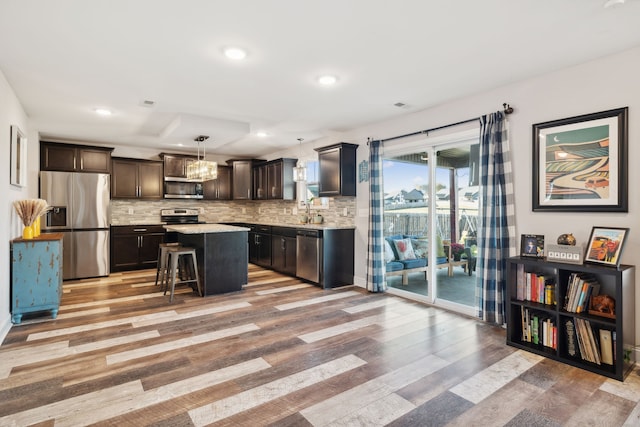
[297,160,329,210]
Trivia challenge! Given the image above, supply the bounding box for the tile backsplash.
[111,198,356,227]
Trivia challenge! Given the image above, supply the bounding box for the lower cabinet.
[248,225,272,268]
[10,234,63,323]
[111,225,165,272]
[271,226,297,276]
[245,223,354,288]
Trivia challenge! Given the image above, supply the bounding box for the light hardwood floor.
[1,265,640,426]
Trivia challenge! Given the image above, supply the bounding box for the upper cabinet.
[253,158,297,200]
[203,165,232,200]
[159,153,197,180]
[40,141,113,173]
[111,157,163,199]
[227,159,265,200]
[314,143,358,197]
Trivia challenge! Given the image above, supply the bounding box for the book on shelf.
[564,273,600,313]
[565,319,579,358]
[516,263,525,300]
[532,315,539,345]
[574,318,593,363]
[599,329,614,365]
[574,318,602,365]
[519,307,556,349]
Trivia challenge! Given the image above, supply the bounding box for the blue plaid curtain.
[366,140,386,292]
[476,112,516,324]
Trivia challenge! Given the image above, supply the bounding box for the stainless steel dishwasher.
[296,229,322,283]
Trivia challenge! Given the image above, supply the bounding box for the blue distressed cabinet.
[10,233,63,324]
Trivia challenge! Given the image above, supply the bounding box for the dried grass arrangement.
[13,199,50,227]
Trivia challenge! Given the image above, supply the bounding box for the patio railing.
[384,211,478,242]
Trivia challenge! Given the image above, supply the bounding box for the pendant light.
[186,135,218,182]
[293,138,307,182]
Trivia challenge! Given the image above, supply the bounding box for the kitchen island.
[163,224,249,296]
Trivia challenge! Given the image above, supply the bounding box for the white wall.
[0,70,30,342]
[310,46,640,345]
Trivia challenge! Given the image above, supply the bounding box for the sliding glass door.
[383,134,480,316]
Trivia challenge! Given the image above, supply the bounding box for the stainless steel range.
[160,208,203,224]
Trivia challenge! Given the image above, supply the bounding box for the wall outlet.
[343,207,348,216]
[128,208,134,214]
[283,208,288,214]
[292,207,298,215]
[242,208,246,214]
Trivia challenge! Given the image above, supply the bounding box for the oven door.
[164,181,203,199]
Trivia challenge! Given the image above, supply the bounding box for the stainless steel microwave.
[164,180,203,199]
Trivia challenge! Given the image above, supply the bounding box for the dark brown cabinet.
[111,158,163,199]
[253,163,268,200]
[40,141,113,173]
[203,165,232,200]
[315,143,358,197]
[111,225,165,272]
[248,224,272,267]
[271,226,297,276]
[228,159,264,200]
[253,158,297,200]
[160,153,197,179]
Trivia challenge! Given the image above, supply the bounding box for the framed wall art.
[532,107,628,212]
[10,125,26,187]
[584,226,628,267]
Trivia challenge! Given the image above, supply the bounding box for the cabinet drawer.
[272,226,297,238]
[111,225,166,235]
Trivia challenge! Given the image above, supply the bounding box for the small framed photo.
[585,226,629,267]
[521,234,544,257]
[10,125,26,187]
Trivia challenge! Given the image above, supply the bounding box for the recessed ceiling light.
[223,47,247,60]
[256,131,268,137]
[94,108,112,116]
[317,75,337,86]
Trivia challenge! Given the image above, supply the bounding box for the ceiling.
[1,0,639,157]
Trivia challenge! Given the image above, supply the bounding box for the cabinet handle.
[73,157,77,170]
[247,188,250,199]
[133,228,147,232]
[80,158,84,170]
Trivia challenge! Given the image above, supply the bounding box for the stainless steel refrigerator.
[40,171,110,280]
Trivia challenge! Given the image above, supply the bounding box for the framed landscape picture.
[585,226,628,267]
[532,107,628,212]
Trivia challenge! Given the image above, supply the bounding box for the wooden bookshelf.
[506,256,635,381]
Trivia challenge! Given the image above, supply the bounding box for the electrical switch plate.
[283,208,287,214]
[242,208,246,214]
[343,208,348,216]
[128,208,134,214]
[293,207,298,215]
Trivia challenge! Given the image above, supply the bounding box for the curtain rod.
[371,103,514,144]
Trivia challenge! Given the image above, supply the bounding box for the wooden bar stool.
[164,247,202,302]
[155,242,181,286]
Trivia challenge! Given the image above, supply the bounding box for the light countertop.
[164,224,250,234]
[245,221,355,230]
